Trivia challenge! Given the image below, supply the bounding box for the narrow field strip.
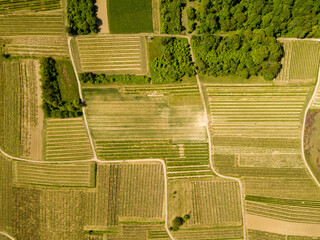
[13,161,95,187]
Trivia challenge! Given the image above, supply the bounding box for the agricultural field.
[73,35,147,74]
[0,0,61,13]
[0,11,65,36]
[0,58,42,159]
[275,40,320,85]
[44,118,93,161]
[107,0,153,33]
[13,161,96,187]
[1,36,68,58]
[0,155,12,234]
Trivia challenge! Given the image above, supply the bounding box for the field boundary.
[188,37,247,240]
[301,43,320,189]
[0,231,15,240]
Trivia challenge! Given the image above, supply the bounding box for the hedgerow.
[79,73,151,84]
[160,0,182,34]
[39,57,82,118]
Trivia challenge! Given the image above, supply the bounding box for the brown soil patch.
[246,214,320,236]
[29,61,43,160]
[96,0,109,33]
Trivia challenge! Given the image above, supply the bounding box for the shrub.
[79,73,151,84]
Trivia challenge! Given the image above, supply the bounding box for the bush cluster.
[150,37,195,83]
[192,30,284,80]
[160,0,182,34]
[170,214,190,231]
[79,73,151,84]
[40,57,82,118]
[196,0,320,38]
[67,0,99,35]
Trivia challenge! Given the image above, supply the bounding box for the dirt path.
[246,214,320,236]
[187,37,247,240]
[29,61,43,160]
[96,0,109,33]
[0,231,15,240]
[301,47,320,189]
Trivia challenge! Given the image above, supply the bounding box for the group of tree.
[160,0,182,34]
[192,30,284,80]
[67,0,99,35]
[40,57,82,118]
[170,214,190,231]
[187,6,197,33]
[195,0,320,38]
[79,73,151,84]
[150,37,195,83]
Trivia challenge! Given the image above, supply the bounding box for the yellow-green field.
[74,35,147,74]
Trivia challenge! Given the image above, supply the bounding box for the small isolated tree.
[171,216,184,231]
[183,214,190,221]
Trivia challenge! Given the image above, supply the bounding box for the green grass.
[199,74,271,84]
[147,37,163,61]
[107,0,153,33]
[55,59,79,102]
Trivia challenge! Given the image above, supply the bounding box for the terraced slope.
[44,118,93,161]
[74,35,147,74]
[0,11,65,36]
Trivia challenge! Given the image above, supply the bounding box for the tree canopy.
[67,0,99,35]
[150,37,195,83]
[192,30,284,80]
[40,57,82,118]
[196,0,320,38]
[160,0,182,34]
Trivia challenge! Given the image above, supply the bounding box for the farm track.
[187,37,247,240]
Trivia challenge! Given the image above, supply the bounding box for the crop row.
[171,226,243,240]
[0,12,65,36]
[0,0,61,13]
[45,118,93,161]
[0,59,38,157]
[191,180,242,226]
[0,155,12,232]
[7,44,68,57]
[246,200,320,224]
[13,161,95,187]
[76,36,144,73]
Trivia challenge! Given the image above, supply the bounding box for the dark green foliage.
[171,216,184,231]
[160,0,182,34]
[67,0,98,35]
[196,0,320,38]
[192,30,284,80]
[39,57,82,118]
[79,73,151,84]
[149,37,195,83]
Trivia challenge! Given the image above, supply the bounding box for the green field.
[55,59,79,102]
[0,0,61,13]
[75,35,147,74]
[44,118,93,161]
[0,11,65,36]
[107,0,153,33]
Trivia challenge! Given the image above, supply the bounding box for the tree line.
[67,0,99,35]
[79,73,151,84]
[192,30,284,80]
[150,37,195,83]
[40,57,82,118]
[160,0,182,34]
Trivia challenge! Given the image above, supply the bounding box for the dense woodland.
[150,37,195,83]
[192,30,284,80]
[195,0,320,38]
[40,58,82,118]
[79,73,151,84]
[160,0,182,34]
[67,0,99,35]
